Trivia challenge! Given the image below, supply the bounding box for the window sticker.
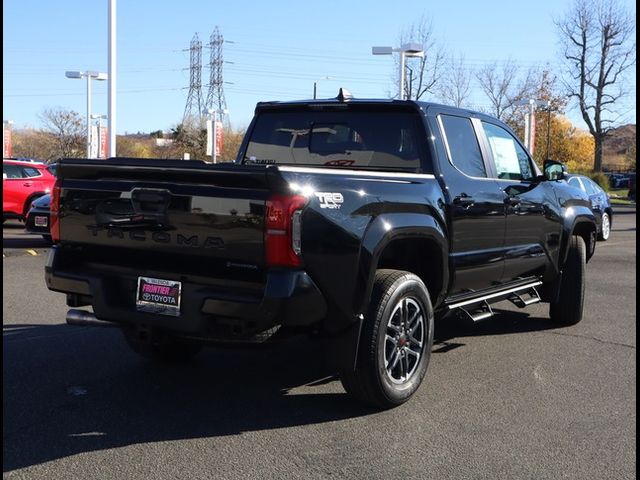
[488,136,519,175]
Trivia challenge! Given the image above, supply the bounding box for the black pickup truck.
[46,91,597,408]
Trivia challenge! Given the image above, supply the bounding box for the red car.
[3,159,56,221]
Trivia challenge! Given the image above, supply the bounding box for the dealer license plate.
[136,276,182,316]
[35,216,48,227]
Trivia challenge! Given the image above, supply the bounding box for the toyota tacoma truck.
[46,90,597,408]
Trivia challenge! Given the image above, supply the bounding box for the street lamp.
[372,43,424,100]
[313,76,333,99]
[204,108,229,163]
[65,70,108,157]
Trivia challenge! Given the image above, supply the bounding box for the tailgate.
[57,159,280,268]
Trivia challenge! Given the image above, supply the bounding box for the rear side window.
[22,167,42,178]
[439,115,486,178]
[243,110,428,171]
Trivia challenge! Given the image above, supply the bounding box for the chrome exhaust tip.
[66,309,116,327]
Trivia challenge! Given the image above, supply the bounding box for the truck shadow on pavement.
[432,309,558,352]
[3,311,560,472]
[2,236,50,249]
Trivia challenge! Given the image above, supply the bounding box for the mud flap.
[322,316,364,373]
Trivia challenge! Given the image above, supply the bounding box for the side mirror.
[543,160,566,181]
[2,173,7,180]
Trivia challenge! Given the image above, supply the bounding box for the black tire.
[341,269,434,409]
[549,235,586,326]
[597,212,611,241]
[122,327,202,363]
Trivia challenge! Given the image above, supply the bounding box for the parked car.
[24,193,52,242]
[628,175,636,201]
[3,159,56,221]
[566,174,612,241]
[3,157,45,164]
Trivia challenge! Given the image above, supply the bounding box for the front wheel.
[341,269,434,409]
[598,212,611,241]
[549,235,586,326]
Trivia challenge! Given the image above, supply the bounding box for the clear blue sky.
[3,0,636,134]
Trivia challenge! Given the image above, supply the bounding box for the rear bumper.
[25,209,50,235]
[45,246,327,340]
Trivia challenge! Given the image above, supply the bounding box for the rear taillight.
[265,194,307,267]
[50,179,62,242]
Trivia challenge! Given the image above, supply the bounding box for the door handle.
[453,194,475,208]
[23,182,33,187]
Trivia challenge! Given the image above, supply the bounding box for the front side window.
[3,164,23,179]
[583,178,600,195]
[567,177,583,190]
[439,115,486,178]
[482,122,534,181]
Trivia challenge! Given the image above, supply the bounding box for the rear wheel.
[122,327,202,363]
[549,235,586,326]
[341,269,434,409]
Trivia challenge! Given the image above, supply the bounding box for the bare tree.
[396,15,445,100]
[437,55,472,107]
[556,0,636,171]
[39,108,85,159]
[475,61,540,129]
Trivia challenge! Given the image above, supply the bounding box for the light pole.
[542,102,553,160]
[65,71,108,157]
[372,43,424,100]
[313,76,332,99]
[516,99,549,155]
[204,108,229,163]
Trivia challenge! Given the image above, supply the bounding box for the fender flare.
[561,207,597,265]
[353,213,449,315]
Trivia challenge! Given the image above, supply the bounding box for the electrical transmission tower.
[183,33,203,123]
[205,27,228,122]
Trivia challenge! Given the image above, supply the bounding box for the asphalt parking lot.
[3,207,636,480]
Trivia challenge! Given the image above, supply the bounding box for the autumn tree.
[530,70,569,162]
[220,126,246,161]
[547,116,595,172]
[12,130,58,161]
[556,0,636,171]
[39,108,85,159]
